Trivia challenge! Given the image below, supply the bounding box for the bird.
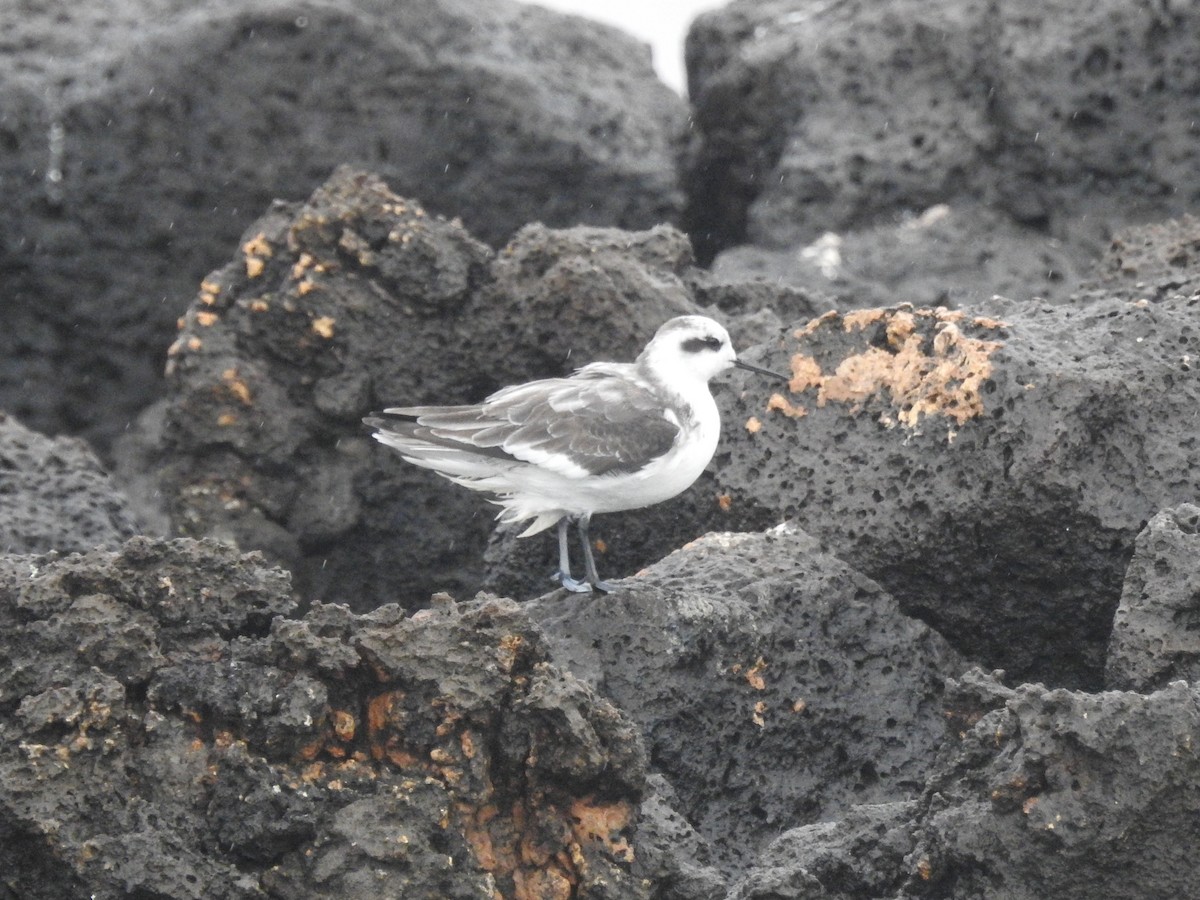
[364,315,788,593]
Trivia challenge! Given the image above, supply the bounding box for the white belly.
[483,389,722,532]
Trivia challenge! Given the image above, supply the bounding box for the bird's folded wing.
[379,373,680,478]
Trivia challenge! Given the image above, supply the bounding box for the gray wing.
[367,368,680,477]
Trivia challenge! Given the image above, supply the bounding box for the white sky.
[530,0,727,94]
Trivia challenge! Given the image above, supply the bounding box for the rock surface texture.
[685,0,1200,301]
[905,671,1200,900]
[1,0,686,450]
[0,538,647,899]
[129,166,821,608]
[529,528,963,877]
[1106,504,1200,692]
[690,218,1200,688]
[0,412,142,555]
[3,0,1200,897]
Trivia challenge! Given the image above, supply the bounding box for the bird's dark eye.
[682,336,724,353]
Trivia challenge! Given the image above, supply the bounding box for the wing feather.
[370,366,680,478]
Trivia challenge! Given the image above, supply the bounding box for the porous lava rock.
[131,166,820,609]
[1088,213,1200,302]
[702,284,1200,689]
[0,411,142,555]
[726,669,1200,899]
[906,670,1200,900]
[726,801,918,900]
[0,536,648,899]
[1,0,686,451]
[684,0,1200,298]
[712,203,1089,307]
[145,168,496,605]
[1106,504,1200,692]
[528,527,964,878]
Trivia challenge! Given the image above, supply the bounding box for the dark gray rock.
[0,411,142,555]
[727,801,919,900]
[694,282,1200,688]
[129,167,729,609]
[906,669,1200,900]
[1086,213,1200,302]
[683,0,1200,293]
[725,669,1200,899]
[139,169,495,606]
[469,221,703,392]
[1106,504,1200,692]
[712,203,1089,307]
[0,537,650,898]
[633,775,728,900]
[528,526,964,879]
[1,0,686,451]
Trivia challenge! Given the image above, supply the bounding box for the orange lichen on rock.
[717,493,733,511]
[243,233,272,258]
[842,308,888,332]
[766,392,807,418]
[569,798,634,864]
[461,803,512,874]
[243,232,273,278]
[513,867,572,900]
[497,633,524,674]
[973,315,1010,329]
[794,310,839,338]
[460,729,478,760]
[291,252,316,280]
[331,709,356,742]
[784,306,1004,429]
[456,791,634,899]
[366,690,408,762]
[311,315,336,339]
[220,368,253,406]
[788,354,823,393]
[745,416,763,434]
[198,280,221,305]
[461,799,580,900]
[745,657,768,691]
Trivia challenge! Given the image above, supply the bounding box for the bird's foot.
[590,579,616,594]
[554,571,594,593]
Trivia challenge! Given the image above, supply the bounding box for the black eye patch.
[682,336,724,353]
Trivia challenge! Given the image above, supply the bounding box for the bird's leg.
[554,516,592,593]
[576,513,616,593]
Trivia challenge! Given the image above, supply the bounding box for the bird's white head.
[637,315,739,386]
[637,315,789,390]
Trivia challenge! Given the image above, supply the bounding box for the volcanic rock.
[907,669,1200,900]
[131,166,818,609]
[1,0,685,451]
[529,526,964,877]
[728,668,1200,899]
[699,280,1200,688]
[0,411,142,555]
[0,537,647,898]
[1106,504,1200,691]
[684,0,1200,297]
